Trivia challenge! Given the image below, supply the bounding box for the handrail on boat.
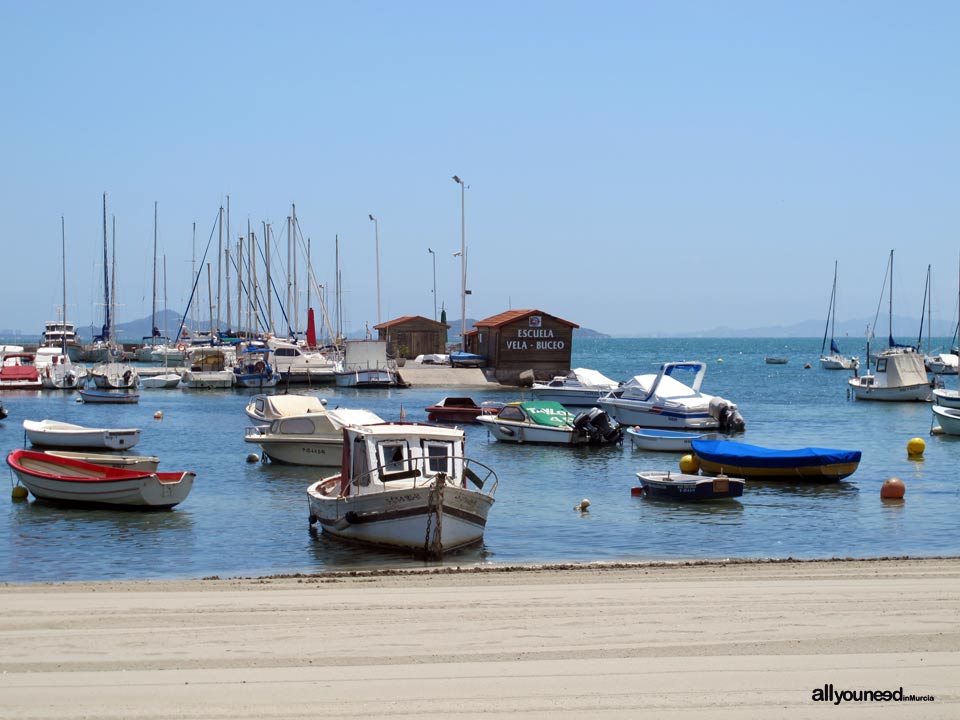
[329,454,499,498]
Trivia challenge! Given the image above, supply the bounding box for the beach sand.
[1,557,957,718]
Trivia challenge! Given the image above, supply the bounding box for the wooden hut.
[374,316,450,359]
[472,309,578,385]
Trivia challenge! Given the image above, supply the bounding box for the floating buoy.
[907,437,925,458]
[804,363,812,369]
[153,410,163,420]
[246,453,260,464]
[717,358,724,363]
[679,454,699,474]
[575,498,590,512]
[881,477,905,499]
[630,486,643,496]
[11,485,28,501]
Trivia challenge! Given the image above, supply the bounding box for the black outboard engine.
[573,407,623,444]
[709,397,746,434]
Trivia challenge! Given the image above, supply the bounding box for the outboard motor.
[573,407,623,444]
[709,397,745,434]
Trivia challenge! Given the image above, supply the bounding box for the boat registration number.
[712,478,728,493]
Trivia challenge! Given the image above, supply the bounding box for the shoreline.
[2,557,957,717]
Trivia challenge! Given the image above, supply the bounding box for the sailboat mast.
[292,203,299,339]
[102,193,110,342]
[821,261,837,356]
[286,215,292,337]
[217,205,223,336]
[225,245,232,333]
[152,201,158,337]
[889,249,894,348]
[61,216,67,355]
[163,255,168,340]
[110,215,116,346]
[335,234,341,342]
[207,263,214,340]
[265,222,273,334]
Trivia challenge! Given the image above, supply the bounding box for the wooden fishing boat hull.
[7,449,192,508]
[308,478,494,554]
[691,439,861,482]
[635,471,744,500]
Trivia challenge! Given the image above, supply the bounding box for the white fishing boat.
[245,407,384,467]
[530,367,621,408]
[333,340,400,388]
[8,449,192,509]
[598,361,745,432]
[90,361,139,389]
[139,371,182,389]
[624,427,721,452]
[477,401,621,445]
[245,394,328,424]
[181,346,235,389]
[23,419,141,450]
[306,422,499,557]
[931,405,960,435]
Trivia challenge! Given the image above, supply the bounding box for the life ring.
[254,361,266,373]
[176,342,187,352]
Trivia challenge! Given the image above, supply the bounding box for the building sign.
[505,322,566,351]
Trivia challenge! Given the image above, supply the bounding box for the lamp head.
[452,175,462,184]
[368,214,375,222]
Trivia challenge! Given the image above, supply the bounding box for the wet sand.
[1,557,958,718]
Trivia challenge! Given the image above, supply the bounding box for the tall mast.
[61,216,67,355]
[225,245,232,333]
[889,249,894,347]
[151,201,158,338]
[216,205,223,335]
[102,193,110,342]
[191,222,198,333]
[206,263,214,340]
[236,235,242,336]
[292,204,299,338]
[252,230,259,335]
[286,215,292,337]
[110,214,117,345]
[163,255,168,340]
[335,234,342,342]
[306,236,311,321]
[265,222,273,334]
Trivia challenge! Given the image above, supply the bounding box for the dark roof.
[374,315,451,330]
[473,309,579,329]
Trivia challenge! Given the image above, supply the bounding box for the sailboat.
[134,202,170,361]
[39,218,86,390]
[819,261,856,370]
[848,250,931,402]
[141,255,182,388]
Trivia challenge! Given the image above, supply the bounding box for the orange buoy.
[881,477,905,499]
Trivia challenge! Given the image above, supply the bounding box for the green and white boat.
[477,401,621,445]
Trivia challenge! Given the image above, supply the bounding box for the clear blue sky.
[2,1,958,338]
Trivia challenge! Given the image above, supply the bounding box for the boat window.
[352,437,370,485]
[378,441,409,475]
[424,442,452,474]
[499,406,525,422]
[278,417,315,435]
[876,358,887,372]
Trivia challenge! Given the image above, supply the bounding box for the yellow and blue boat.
[691,439,861,482]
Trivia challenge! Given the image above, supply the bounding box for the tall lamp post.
[427,247,437,321]
[368,214,381,324]
[452,175,466,350]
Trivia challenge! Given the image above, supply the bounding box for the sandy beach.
[1,557,957,718]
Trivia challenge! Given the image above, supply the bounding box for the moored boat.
[634,471,744,501]
[530,367,621,408]
[333,340,400,388]
[90,361,139,389]
[931,404,960,436]
[245,407,384,467]
[307,422,499,556]
[625,427,720,452]
[691,439,861,482]
[244,393,328,424]
[0,353,43,390]
[43,450,160,472]
[477,401,621,445]
[79,389,140,404]
[181,346,235,389]
[23,419,141,450]
[7,449,193,509]
[425,397,498,424]
[847,348,931,402]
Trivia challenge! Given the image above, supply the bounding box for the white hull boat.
[848,349,931,402]
[933,388,960,408]
[598,361,745,432]
[90,362,139,389]
[820,354,857,370]
[245,408,383,467]
[530,367,621,408]
[818,261,857,370]
[268,338,337,384]
[23,419,141,450]
[477,401,621,445]
[8,449,192,509]
[306,423,498,557]
[931,405,960,435]
[43,450,160,472]
[140,372,182,389]
[245,394,329,425]
[927,353,959,375]
[333,340,400,388]
[625,427,720,452]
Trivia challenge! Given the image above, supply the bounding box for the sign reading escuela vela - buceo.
[504,315,566,352]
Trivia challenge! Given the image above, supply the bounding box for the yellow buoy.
[12,485,28,501]
[679,454,700,474]
[881,477,905,499]
[906,437,925,458]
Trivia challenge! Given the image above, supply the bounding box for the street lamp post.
[368,214,381,324]
[427,247,437,321]
[452,175,466,350]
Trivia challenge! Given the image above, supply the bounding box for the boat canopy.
[255,395,327,419]
[691,439,861,469]
[567,368,619,387]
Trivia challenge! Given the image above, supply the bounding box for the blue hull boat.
[634,471,744,501]
[691,439,861,482]
[79,389,140,404]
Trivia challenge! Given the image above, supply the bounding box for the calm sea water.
[2,337,959,582]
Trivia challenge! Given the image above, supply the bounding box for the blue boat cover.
[691,439,861,468]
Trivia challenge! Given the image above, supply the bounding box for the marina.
[1,336,957,582]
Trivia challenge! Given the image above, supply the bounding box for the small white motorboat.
[927,353,959,376]
[140,372,182,389]
[43,450,160,472]
[598,361,745,432]
[245,407,384,467]
[23,419,141,450]
[625,427,720,452]
[530,367,621,408]
[931,405,960,436]
[7,449,192,509]
[181,347,235,389]
[477,401,621,445]
[307,422,499,557]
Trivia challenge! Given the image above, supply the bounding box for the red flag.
[306,308,317,347]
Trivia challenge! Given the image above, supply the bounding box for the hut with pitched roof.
[374,316,450,359]
[471,309,578,385]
